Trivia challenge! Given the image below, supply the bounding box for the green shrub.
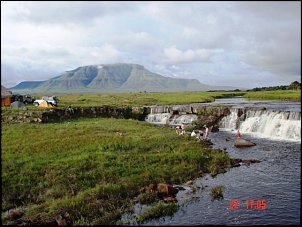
[210,185,224,200]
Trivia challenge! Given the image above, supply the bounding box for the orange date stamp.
[230,199,267,209]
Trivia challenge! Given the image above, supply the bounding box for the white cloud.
[163,46,212,64]
[1,1,300,88]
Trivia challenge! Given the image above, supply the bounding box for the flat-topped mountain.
[9,63,236,94]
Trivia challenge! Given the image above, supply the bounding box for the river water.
[127,98,301,226]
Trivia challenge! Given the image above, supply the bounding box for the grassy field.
[2,90,300,225]
[24,90,300,109]
[25,91,243,108]
[2,117,231,225]
[242,90,301,101]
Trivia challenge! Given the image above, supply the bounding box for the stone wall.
[1,106,146,124]
[143,105,233,116]
[1,105,245,127]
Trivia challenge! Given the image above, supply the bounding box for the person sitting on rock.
[191,130,196,137]
[197,130,204,139]
[236,130,241,138]
[181,123,186,135]
[175,126,181,135]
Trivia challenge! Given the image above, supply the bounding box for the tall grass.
[2,117,231,225]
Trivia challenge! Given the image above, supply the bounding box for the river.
[126,98,301,226]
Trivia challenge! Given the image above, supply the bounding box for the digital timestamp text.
[230,199,267,209]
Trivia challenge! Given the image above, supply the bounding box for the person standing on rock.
[204,125,209,139]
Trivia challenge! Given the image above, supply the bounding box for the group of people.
[190,130,204,140]
[191,125,209,140]
[176,124,210,140]
[175,124,186,136]
[176,123,242,140]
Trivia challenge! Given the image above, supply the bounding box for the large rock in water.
[234,138,256,147]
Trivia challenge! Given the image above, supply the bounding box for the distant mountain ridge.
[9,63,237,94]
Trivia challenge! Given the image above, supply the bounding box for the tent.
[1,85,13,106]
[10,101,25,108]
[38,100,55,108]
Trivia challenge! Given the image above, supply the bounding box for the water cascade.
[140,100,301,226]
[169,114,198,125]
[220,108,301,141]
[145,113,171,125]
[145,113,198,126]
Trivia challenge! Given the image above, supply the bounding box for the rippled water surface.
[136,99,301,226]
[210,97,301,112]
[133,100,301,226]
[139,130,301,226]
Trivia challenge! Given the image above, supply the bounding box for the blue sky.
[1,1,301,89]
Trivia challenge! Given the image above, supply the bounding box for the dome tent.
[38,100,55,108]
[10,101,25,108]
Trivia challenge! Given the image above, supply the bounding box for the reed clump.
[210,185,225,200]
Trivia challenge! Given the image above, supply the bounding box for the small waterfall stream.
[136,100,301,226]
[220,108,301,141]
[144,100,301,142]
[145,113,198,126]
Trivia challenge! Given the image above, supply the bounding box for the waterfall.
[144,103,301,141]
[145,113,171,124]
[220,108,301,141]
[169,114,198,125]
[145,113,197,126]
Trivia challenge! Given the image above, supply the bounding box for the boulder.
[149,183,179,197]
[234,138,256,147]
[211,125,219,132]
[164,197,178,203]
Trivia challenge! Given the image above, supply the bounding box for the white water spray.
[220,109,301,141]
[145,113,197,126]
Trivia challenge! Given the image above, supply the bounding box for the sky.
[1,1,301,89]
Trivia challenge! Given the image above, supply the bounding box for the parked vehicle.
[11,94,36,104]
[34,96,59,107]
[10,94,23,103]
[23,94,36,104]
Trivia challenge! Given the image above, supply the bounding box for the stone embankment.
[1,105,247,127]
[144,104,248,129]
[1,106,145,123]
